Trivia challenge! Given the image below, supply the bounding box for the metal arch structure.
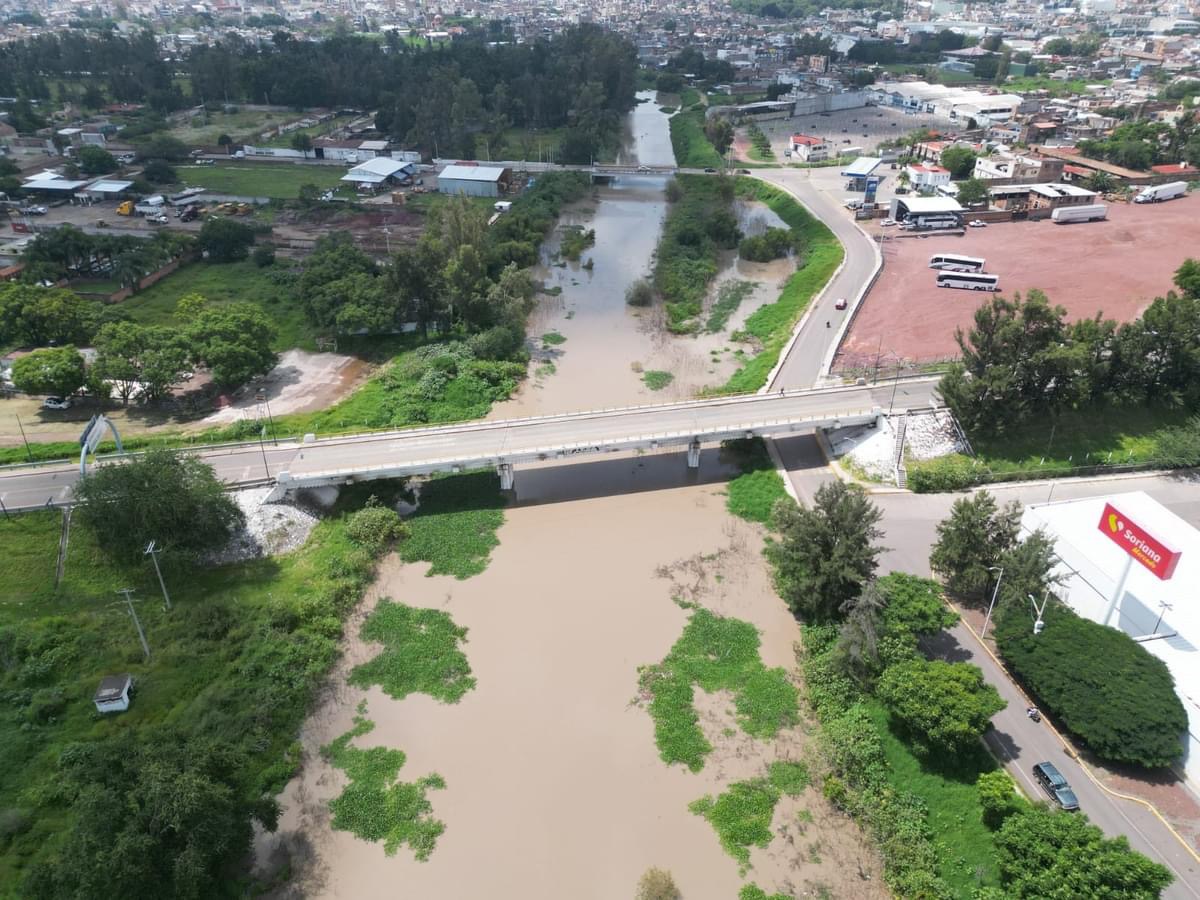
[79,414,125,476]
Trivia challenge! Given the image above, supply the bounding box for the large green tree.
[929,491,1020,604]
[76,145,118,176]
[955,177,989,206]
[186,303,277,388]
[10,346,86,398]
[92,322,190,404]
[73,448,244,563]
[940,146,977,179]
[877,658,1005,755]
[769,481,884,622]
[995,807,1172,898]
[198,218,256,263]
[0,284,101,347]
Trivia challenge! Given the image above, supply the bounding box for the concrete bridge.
[266,381,934,497]
[589,164,678,181]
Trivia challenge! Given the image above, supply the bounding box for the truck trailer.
[1134,181,1187,204]
[1052,203,1107,224]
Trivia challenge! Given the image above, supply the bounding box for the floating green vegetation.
[542,330,567,346]
[399,471,506,578]
[348,601,476,703]
[639,609,799,771]
[690,761,810,868]
[642,370,674,391]
[321,710,447,860]
[706,280,757,333]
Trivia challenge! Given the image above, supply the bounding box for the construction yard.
[833,194,1200,372]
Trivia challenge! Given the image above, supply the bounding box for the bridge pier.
[687,439,701,469]
[497,463,515,491]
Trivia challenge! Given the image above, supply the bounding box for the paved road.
[0,382,938,509]
[756,166,880,389]
[772,444,1200,898]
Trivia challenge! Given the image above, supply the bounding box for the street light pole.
[1153,600,1173,635]
[981,565,1004,638]
[144,541,171,610]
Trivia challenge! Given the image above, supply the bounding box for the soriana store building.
[1021,491,1199,787]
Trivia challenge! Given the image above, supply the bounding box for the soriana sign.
[1098,503,1182,581]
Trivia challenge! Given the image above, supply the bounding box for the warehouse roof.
[341,157,412,184]
[438,164,507,183]
[83,180,134,194]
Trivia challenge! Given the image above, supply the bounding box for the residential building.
[790,133,832,162]
[903,163,951,191]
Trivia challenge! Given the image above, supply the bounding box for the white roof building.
[1022,492,1200,788]
[340,157,414,186]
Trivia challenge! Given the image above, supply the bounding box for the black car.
[1032,762,1080,811]
[703,167,716,173]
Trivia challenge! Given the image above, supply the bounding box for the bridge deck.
[275,383,930,489]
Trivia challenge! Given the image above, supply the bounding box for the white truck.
[1134,181,1187,204]
[134,195,166,216]
[1052,203,1107,224]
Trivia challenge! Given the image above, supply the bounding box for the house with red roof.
[789,134,832,162]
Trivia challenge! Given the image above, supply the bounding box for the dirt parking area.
[755,105,950,159]
[834,194,1200,372]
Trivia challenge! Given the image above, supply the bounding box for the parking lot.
[833,194,1200,372]
[754,105,952,159]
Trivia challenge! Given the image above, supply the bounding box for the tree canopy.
[73,448,244,564]
[930,491,1021,603]
[198,218,256,263]
[940,146,977,180]
[877,657,1005,755]
[769,481,884,622]
[10,346,86,398]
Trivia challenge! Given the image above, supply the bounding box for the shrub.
[977,770,1023,829]
[625,279,654,307]
[345,501,407,555]
[994,602,1187,768]
[251,244,276,268]
[738,227,794,262]
[876,658,1006,755]
[906,453,981,492]
[636,868,680,900]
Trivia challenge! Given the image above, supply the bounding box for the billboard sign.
[1098,502,1181,581]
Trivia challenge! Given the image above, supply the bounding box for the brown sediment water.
[253,452,886,899]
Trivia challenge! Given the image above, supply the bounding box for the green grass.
[669,109,724,169]
[706,280,757,333]
[642,370,674,391]
[176,163,348,200]
[655,175,735,331]
[0,485,398,888]
[167,107,293,146]
[559,226,595,261]
[398,471,506,579]
[348,601,476,702]
[679,88,701,109]
[639,609,799,772]
[746,124,774,162]
[262,115,353,149]
[722,179,844,393]
[722,438,789,525]
[491,126,569,163]
[864,700,1001,893]
[689,761,809,868]
[120,260,316,351]
[321,710,446,859]
[740,885,791,900]
[1003,75,1108,96]
[541,330,566,347]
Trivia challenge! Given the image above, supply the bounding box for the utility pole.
[258,423,271,479]
[981,565,1004,639]
[144,541,171,610]
[116,588,150,660]
[15,413,33,462]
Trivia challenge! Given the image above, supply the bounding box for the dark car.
[703,167,716,173]
[1032,762,1080,811]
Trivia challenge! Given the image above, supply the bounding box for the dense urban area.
[1,0,1200,896]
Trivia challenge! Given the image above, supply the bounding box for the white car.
[968,219,987,228]
[880,218,897,227]
[21,206,47,216]
[42,396,72,410]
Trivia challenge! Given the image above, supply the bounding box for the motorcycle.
[1026,707,1041,723]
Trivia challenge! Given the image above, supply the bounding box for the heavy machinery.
[116,200,134,216]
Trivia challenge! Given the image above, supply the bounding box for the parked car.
[637,165,651,172]
[147,214,169,225]
[968,219,987,228]
[703,167,716,173]
[21,205,47,216]
[42,396,72,410]
[1032,762,1080,811]
[880,218,897,227]
[835,297,848,310]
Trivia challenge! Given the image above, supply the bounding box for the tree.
[955,177,989,207]
[995,528,1059,610]
[198,217,255,263]
[92,322,189,404]
[290,132,314,158]
[1174,258,1200,300]
[10,346,86,398]
[217,133,233,155]
[1085,170,1114,193]
[704,117,735,157]
[994,601,1187,768]
[134,134,189,162]
[877,658,1006,755]
[141,158,177,184]
[76,145,118,176]
[929,491,1021,603]
[73,448,244,563]
[186,303,277,388]
[769,482,885,622]
[940,146,978,179]
[976,770,1022,829]
[0,284,101,347]
[995,807,1172,899]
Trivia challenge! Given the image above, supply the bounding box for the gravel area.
[830,418,896,480]
[904,409,968,460]
[208,487,321,565]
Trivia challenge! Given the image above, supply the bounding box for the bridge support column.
[687,440,701,469]
[497,463,515,491]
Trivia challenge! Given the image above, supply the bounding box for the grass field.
[721,179,843,393]
[120,260,317,351]
[168,108,294,146]
[176,163,349,200]
[262,116,353,149]
[864,701,1001,894]
[669,110,724,169]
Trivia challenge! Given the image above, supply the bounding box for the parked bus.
[908,213,962,230]
[928,253,986,272]
[936,271,999,291]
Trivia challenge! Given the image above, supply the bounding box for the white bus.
[936,271,999,291]
[909,213,962,230]
[928,253,986,272]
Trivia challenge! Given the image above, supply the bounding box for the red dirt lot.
[834,194,1200,371]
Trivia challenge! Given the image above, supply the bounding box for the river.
[250,96,884,900]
